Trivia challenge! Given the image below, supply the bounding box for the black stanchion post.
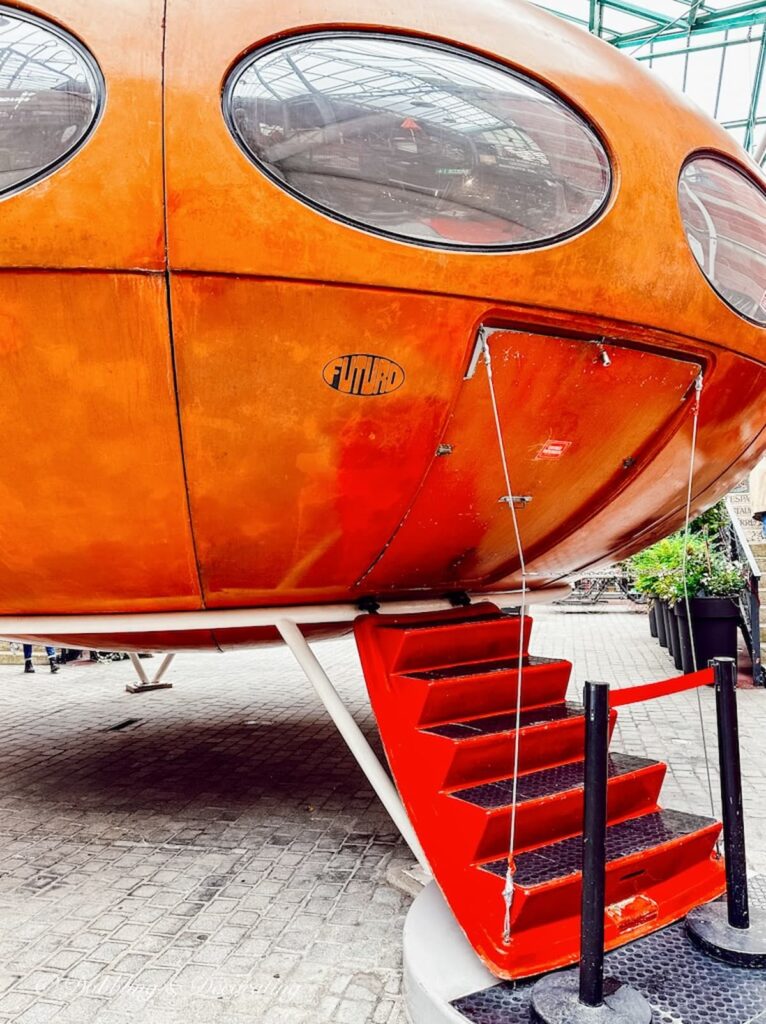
[715,657,749,929]
[687,657,766,966]
[530,682,652,1023]
[579,680,609,1007]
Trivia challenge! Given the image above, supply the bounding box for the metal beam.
[276,618,432,874]
[612,2,766,47]
[744,31,766,152]
[635,33,762,61]
[720,115,766,128]
[601,0,674,25]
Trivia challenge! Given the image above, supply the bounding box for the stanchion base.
[686,902,766,967]
[530,972,652,1024]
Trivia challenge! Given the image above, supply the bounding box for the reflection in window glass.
[225,35,611,249]
[679,157,766,327]
[0,9,101,196]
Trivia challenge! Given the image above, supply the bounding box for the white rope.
[680,373,718,822]
[478,332,528,945]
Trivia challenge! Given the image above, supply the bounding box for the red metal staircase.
[354,602,726,980]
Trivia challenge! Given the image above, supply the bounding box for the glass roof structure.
[541,0,766,163]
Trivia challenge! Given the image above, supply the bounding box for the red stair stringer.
[354,602,726,980]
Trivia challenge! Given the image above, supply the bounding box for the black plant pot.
[675,597,740,673]
[674,603,695,674]
[661,601,676,661]
[648,600,658,639]
[656,599,668,648]
[666,604,683,670]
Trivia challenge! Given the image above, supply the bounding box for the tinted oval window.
[224,34,611,250]
[0,8,102,197]
[679,157,766,327]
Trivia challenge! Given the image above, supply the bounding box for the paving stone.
[0,607,759,1024]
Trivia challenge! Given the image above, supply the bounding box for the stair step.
[454,753,666,860]
[431,701,608,789]
[480,809,717,889]
[353,607,725,980]
[452,752,657,809]
[424,700,582,740]
[381,611,503,631]
[406,654,561,682]
[387,610,531,673]
[415,656,572,727]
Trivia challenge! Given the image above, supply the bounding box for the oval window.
[0,8,102,198]
[679,157,766,327]
[224,34,611,250]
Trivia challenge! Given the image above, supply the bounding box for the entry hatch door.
[355,328,702,592]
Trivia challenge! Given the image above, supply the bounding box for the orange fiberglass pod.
[0,0,763,650]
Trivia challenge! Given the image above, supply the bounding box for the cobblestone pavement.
[0,604,762,1024]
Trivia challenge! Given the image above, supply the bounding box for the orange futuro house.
[0,0,765,984]
[0,0,763,651]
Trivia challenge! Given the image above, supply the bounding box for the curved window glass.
[224,34,611,250]
[679,157,766,327]
[0,8,102,197]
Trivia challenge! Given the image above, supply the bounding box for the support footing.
[126,652,175,695]
[686,902,766,967]
[125,682,173,694]
[530,973,652,1024]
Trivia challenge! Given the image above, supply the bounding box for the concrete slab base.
[404,880,766,1024]
[403,883,499,1024]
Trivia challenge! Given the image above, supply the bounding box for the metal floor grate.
[452,878,766,1024]
[425,702,583,740]
[453,752,656,809]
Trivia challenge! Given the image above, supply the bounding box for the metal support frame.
[276,618,431,874]
[543,0,766,160]
[744,31,766,152]
[126,653,175,694]
[0,587,560,642]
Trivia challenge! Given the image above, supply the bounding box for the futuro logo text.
[323,354,405,397]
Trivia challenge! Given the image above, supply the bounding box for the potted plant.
[628,540,673,648]
[673,553,745,673]
[627,513,742,675]
[643,535,707,671]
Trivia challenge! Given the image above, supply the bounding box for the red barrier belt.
[610,667,714,707]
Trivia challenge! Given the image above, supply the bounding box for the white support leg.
[276,618,432,875]
[126,653,175,694]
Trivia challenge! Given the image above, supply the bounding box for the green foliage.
[626,503,745,604]
[687,499,728,542]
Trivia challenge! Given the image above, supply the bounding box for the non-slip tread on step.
[452,752,658,809]
[424,701,583,740]
[481,808,717,887]
[404,655,562,681]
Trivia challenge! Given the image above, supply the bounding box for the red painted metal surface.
[355,604,725,979]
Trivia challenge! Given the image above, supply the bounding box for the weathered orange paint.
[0,273,200,613]
[1,0,765,649]
[0,0,165,269]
